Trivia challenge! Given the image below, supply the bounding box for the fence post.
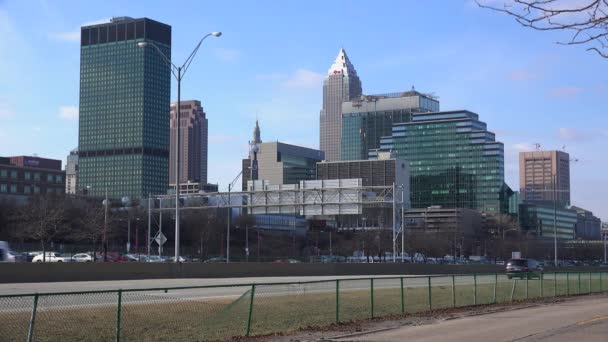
[578,272,581,294]
[427,276,432,311]
[589,272,592,294]
[452,275,456,308]
[540,272,543,298]
[400,277,405,314]
[27,294,39,342]
[246,284,256,337]
[370,278,374,319]
[473,274,477,305]
[525,273,529,299]
[554,272,557,297]
[567,272,570,296]
[601,272,603,292]
[335,280,340,323]
[116,290,122,342]
[493,273,497,304]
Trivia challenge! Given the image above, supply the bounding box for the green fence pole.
[554,272,557,297]
[370,278,374,319]
[493,273,497,304]
[540,273,544,298]
[335,279,340,323]
[427,276,432,311]
[452,275,456,308]
[578,272,581,294]
[26,294,39,342]
[473,274,477,305]
[567,272,570,296]
[246,284,256,337]
[589,272,592,294]
[116,290,122,342]
[525,273,529,299]
[400,277,405,314]
[601,272,603,292]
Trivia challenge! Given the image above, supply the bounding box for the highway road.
[333,296,608,342]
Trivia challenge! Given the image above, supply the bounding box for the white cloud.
[58,106,78,120]
[213,48,240,62]
[282,69,324,89]
[548,86,582,98]
[512,142,535,151]
[557,127,590,142]
[48,18,110,43]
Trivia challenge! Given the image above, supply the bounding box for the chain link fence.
[0,271,606,341]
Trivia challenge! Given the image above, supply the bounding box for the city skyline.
[0,0,606,219]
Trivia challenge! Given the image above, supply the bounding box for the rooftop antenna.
[534,143,541,151]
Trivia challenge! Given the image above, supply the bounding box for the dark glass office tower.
[374,110,508,214]
[78,17,171,198]
[319,49,362,161]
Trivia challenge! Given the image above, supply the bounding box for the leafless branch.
[477,0,608,58]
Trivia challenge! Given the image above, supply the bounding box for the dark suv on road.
[506,258,543,279]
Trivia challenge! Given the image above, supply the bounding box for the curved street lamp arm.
[180,33,214,78]
[145,41,180,80]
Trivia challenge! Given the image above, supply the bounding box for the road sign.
[154,231,167,246]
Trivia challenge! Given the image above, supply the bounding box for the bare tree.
[70,202,106,261]
[477,0,608,58]
[13,195,68,262]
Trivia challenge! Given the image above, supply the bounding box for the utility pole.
[103,188,108,262]
[553,175,558,267]
[392,182,396,262]
[147,194,151,259]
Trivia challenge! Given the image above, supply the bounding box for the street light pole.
[103,188,108,262]
[553,175,558,266]
[138,31,221,263]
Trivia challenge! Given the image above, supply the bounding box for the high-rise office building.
[169,100,208,186]
[374,110,508,214]
[341,90,439,161]
[65,148,78,195]
[78,17,171,198]
[519,150,570,206]
[320,48,362,161]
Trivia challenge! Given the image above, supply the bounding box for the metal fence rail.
[0,271,606,341]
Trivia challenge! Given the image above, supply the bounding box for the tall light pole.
[138,31,222,263]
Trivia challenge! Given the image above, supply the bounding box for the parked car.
[0,241,15,263]
[71,253,95,262]
[506,258,543,279]
[25,251,43,262]
[32,252,73,263]
[204,257,227,263]
[273,259,300,264]
[144,255,167,263]
[167,256,189,263]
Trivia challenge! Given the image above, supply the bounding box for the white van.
[0,241,16,263]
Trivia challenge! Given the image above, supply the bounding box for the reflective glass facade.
[78,18,171,199]
[341,91,439,161]
[519,203,577,240]
[374,110,507,214]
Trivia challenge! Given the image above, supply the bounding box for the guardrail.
[0,271,606,341]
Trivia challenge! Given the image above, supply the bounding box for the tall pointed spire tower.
[319,48,362,161]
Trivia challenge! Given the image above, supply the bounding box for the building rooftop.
[327,48,358,77]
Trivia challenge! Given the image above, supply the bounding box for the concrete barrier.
[1,263,603,283]
[0,262,508,283]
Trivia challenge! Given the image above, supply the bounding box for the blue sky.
[0,0,606,220]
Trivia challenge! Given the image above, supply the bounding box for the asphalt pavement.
[332,296,608,342]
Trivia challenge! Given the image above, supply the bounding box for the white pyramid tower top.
[327,48,358,77]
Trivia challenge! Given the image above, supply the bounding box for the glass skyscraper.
[78,17,171,199]
[319,49,362,161]
[341,90,439,161]
[374,110,508,214]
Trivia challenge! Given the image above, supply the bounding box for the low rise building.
[571,206,602,240]
[0,156,65,197]
[518,202,578,240]
[402,206,483,237]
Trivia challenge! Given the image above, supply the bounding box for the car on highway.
[71,253,95,262]
[144,255,168,263]
[273,259,300,264]
[506,258,543,279]
[204,257,227,263]
[31,252,73,263]
[167,256,189,263]
[0,241,16,263]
